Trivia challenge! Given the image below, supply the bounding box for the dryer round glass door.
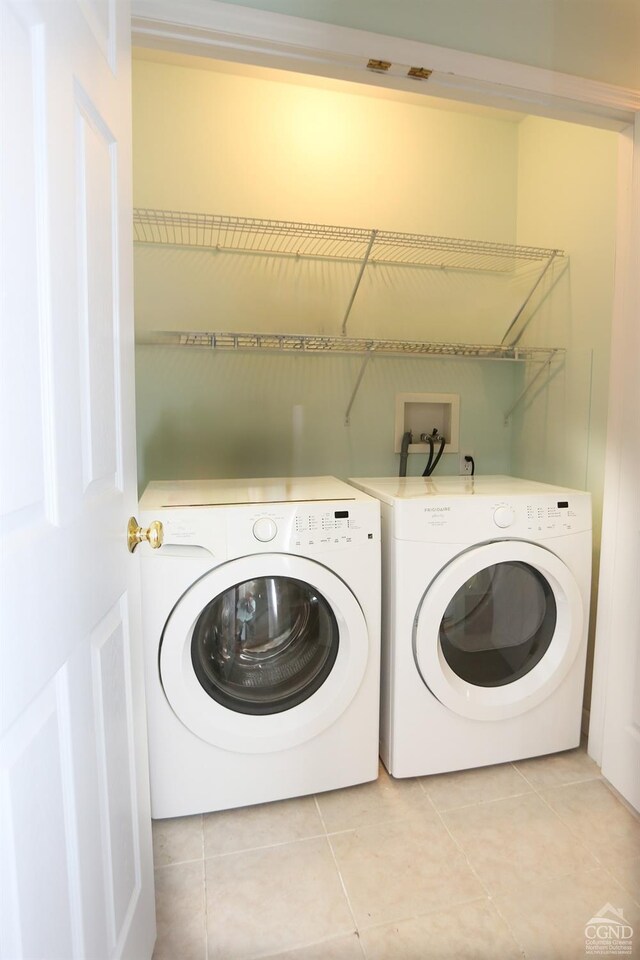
[160,554,369,753]
[413,541,584,720]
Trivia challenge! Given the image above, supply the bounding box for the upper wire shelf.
[133,208,564,273]
[134,209,567,423]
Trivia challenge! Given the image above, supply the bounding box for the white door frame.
[129,0,640,774]
[587,113,640,803]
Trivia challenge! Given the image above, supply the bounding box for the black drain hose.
[399,430,412,477]
[422,429,446,477]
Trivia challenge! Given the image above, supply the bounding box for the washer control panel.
[227,501,380,555]
[138,493,380,558]
[293,507,356,550]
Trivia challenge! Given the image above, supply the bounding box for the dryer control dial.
[252,517,278,542]
[493,505,515,528]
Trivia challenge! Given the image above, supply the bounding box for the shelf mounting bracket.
[501,251,559,347]
[341,229,378,336]
[344,351,374,425]
[503,352,560,424]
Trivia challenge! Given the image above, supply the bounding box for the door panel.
[0,3,49,531]
[77,0,115,66]
[1,682,75,960]
[76,90,121,495]
[91,599,139,950]
[0,2,154,957]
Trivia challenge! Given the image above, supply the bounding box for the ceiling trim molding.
[131,0,640,129]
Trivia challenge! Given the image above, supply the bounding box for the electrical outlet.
[459,452,474,476]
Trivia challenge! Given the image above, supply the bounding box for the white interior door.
[589,116,640,812]
[0,1,155,957]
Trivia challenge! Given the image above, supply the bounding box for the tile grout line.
[155,854,206,869]
[423,773,603,815]
[425,787,534,815]
[247,931,367,960]
[353,893,489,935]
[161,809,481,866]
[600,862,640,912]
[513,767,609,869]
[200,814,210,960]
[205,828,335,859]
[423,792,491,898]
[517,772,640,894]
[425,792,527,959]
[313,794,368,960]
[516,772,603,789]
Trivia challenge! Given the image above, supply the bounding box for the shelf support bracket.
[341,229,378,336]
[501,252,559,347]
[344,351,374,425]
[503,353,559,424]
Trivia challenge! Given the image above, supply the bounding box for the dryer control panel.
[393,492,591,543]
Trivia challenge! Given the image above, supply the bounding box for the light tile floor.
[152,745,640,959]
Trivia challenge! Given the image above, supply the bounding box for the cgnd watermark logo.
[585,903,633,956]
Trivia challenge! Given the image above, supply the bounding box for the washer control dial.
[493,505,515,529]
[252,517,278,542]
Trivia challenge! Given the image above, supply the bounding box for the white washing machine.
[348,475,591,778]
[138,476,380,818]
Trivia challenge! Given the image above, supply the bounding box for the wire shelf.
[133,209,564,272]
[138,330,562,363]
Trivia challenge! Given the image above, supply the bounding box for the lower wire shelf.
[137,330,562,363]
[137,330,564,425]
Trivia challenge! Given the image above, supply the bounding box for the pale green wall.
[135,348,516,489]
[512,115,619,708]
[513,116,618,505]
[132,57,523,489]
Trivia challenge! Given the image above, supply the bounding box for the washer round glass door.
[160,554,369,753]
[190,575,339,715]
[413,541,584,720]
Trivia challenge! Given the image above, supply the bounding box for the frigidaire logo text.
[424,506,451,512]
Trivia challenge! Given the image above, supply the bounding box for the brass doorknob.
[127,516,164,553]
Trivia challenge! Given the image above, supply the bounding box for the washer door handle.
[127,516,164,553]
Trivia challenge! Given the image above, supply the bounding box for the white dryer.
[138,476,380,818]
[348,476,591,778]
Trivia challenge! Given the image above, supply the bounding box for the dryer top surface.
[141,475,373,509]
[349,475,590,505]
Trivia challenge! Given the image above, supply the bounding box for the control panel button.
[252,517,278,542]
[493,505,515,528]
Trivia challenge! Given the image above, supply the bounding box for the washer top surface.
[349,475,587,505]
[141,475,372,510]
